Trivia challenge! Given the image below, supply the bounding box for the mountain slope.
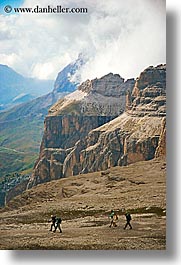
[0,58,83,178]
[0,158,166,250]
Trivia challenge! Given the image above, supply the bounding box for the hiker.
[109,210,118,227]
[49,215,56,231]
[53,217,62,233]
[124,212,132,229]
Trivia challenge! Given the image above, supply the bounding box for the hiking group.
[49,210,132,233]
[109,210,132,229]
[49,215,62,233]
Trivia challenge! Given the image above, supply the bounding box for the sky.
[0,0,166,82]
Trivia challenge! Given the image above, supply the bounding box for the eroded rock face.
[127,64,166,117]
[60,65,166,177]
[28,73,135,188]
[40,115,114,151]
[28,64,166,188]
[61,114,165,177]
[79,73,134,97]
[28,116,114,188]
[49,73,135,117]
[132,64,166,96]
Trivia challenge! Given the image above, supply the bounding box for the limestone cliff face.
[28,65,166,188]
[132,64,166,97]
[30,116,114,186]
[61,114,165,177]
[40,115,114,151]
[58,64,166,178]
[28,73,135,188]
[127,64,166,117]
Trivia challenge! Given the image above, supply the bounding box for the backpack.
[126,213,131,221]
[56,217,62,224]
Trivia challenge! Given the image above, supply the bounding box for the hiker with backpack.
[109,210,118,227]
[53,217,62,233]
[124,212,132,229]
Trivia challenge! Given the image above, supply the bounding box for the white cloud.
[0,0,166,81]
[32,62,54,79]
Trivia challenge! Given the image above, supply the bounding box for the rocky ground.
[0,158,166,250]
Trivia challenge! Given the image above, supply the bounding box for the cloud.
[0,0,166,81]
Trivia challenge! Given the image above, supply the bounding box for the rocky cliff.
[61,114,166,177]
[28,64,166,188]
[49,73,135,117]
[126,64,166,117]
[59,65,166,178]
[28,73,135,187]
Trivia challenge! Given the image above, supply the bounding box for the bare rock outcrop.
[49,73,135,117]
[132,64,166,96]
[127,64,166,117]
[28,73,135,188]
[28,64,166,188]
[59,65,166,177]
[61,113,165,177]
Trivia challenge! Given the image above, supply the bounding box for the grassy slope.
[0,116,44,177]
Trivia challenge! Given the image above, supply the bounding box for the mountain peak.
[49,72,135,116]
[0,64,10,69]
[77,72,131,97]
[53,57,84,95]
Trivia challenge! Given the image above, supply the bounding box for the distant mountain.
[0,56,84,122]
[0,57,84,178]
[53,54,83,95]
[0,64,54,110]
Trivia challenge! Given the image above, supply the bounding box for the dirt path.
[0,212,166,250]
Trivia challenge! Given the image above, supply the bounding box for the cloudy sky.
[0,0,166,82]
